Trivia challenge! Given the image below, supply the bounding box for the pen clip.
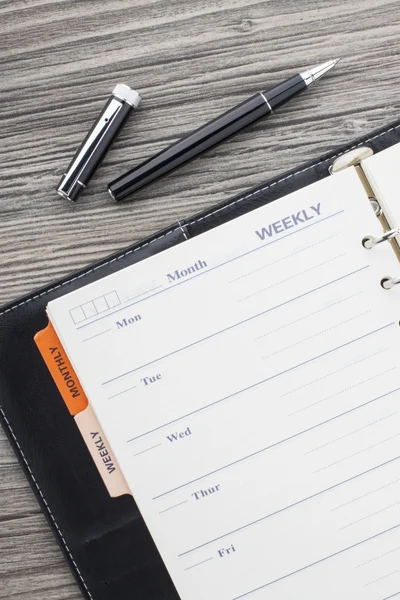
[57,84,141,202]
[64,99,124,186]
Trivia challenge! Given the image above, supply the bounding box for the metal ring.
[260,92,273,113]
[381,276,400,290]
[362,227,400,249]
[369,197,382,217]
[329,146,374,174]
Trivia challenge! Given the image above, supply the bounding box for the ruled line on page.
[152,388,400,501]
[365,569,400,588]
[159,501,188,514]
[83,328,112,342]
[76,209,345,331]
[230,524,400,600]
[254,290,362,340]
[184,557,214,571]
[229,234,338,283]
[133,443,163,457]
[126,322,394,445]
[108,385,137,400]
[262,309,371,360]
[315,432,400,473]
[124,284,164,302]
[340,500,400,531]
[238,252,345,302]
[381,592,400,599]
[293,367,395,417]
[103,265,370,386]
[356,544,400,567]
[177,455,400,558]
[308,408,400,455]
[281,347,389,399]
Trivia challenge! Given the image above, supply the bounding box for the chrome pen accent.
[57,84,141,202]
[300,58,340,87]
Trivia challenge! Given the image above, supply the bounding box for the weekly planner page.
[48,168,400,600]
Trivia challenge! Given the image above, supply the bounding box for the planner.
[45,148,400,599]
[1,119,400,600]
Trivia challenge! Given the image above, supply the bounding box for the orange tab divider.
[35,321,131,497]
[35,322,88,415]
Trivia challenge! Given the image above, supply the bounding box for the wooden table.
[1,0,400,598]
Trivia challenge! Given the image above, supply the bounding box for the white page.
[362,141,400,244]
[48,168,400,600]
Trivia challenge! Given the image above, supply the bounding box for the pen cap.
[57,84,141,202]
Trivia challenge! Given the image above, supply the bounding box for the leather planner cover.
[1,119,400,600]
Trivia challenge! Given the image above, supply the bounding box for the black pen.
[108,59,339,202]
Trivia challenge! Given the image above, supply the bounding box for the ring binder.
[331,148,400,292]
[362,227,400,249]
[363,227,400,289]
[329,146,374,173]
[330,147,400,260]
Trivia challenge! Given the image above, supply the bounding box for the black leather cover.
[1,119,400,600]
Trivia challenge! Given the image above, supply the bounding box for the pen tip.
[301,59,340,87]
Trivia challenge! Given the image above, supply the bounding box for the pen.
[108,59,339,202]
[57,84,141,202]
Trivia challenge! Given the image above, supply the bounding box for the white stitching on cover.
[186,125,400,226]
[0,228,181,317]
[0,122,399,599]
[178,220,189,240]
[0,407,94,599]
[1,124,399,320]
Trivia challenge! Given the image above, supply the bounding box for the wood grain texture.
[1,0,400,598]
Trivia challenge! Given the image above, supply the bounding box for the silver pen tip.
[301,59,340,86]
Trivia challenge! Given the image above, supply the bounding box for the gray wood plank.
[1,0,400,597]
